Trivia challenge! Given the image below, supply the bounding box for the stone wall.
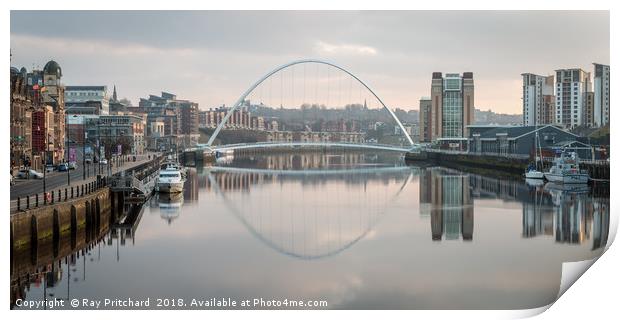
[10,187,111,249]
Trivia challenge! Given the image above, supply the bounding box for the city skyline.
[10,11,609,114]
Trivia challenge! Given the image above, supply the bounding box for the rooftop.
[471,124,578,140]
[66,85,107,91]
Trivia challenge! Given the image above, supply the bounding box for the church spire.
[112,85,118,102]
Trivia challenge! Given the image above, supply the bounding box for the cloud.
[9,11,609,114]
[314,41,378,56]
[11,34,198,57]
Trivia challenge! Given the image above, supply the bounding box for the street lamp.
[97,120,102,175]
[82,121,86,180]
[43,132,51,204]
[65,116,70,186]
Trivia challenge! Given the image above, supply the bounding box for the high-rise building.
[555,68,591,129]
[522,73,554,126]
[585,91,595,127]
[593,63,610,127]
[418,97,432,142]
[430,72,474,147]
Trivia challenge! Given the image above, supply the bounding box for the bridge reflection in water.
[10,152,610,309]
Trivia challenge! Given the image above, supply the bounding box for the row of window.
[67,91,105,97]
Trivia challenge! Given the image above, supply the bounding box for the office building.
[430,72,474,149]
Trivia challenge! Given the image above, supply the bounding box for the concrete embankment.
[10,187,112,250]
[405,151,610,180]
[405,151,528,176]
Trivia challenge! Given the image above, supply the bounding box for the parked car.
[68,162,77,170]
[58,163,69,172]
[85,158,92,164]
[16,169,44,179]
[100,158,108,165]
[45,165,55,173]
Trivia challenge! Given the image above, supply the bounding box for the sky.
[10,11,609,114]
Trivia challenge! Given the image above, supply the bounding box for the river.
[11,151,610,310]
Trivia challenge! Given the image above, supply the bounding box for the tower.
[430,72,474,146]
[112,85,118,102]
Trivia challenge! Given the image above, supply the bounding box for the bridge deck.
[194,141,416,153]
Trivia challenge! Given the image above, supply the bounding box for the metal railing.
[11,177,108,213]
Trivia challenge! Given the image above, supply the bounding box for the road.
[10,153,159,201]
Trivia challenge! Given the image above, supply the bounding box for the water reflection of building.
[258,153,367,170]
[591,199,609,250]
[206,172,264,193]
[522,200,554,238]
[546,185,609,248]
[463,171,609,249]
[183,167,199,201]
[420,168,474,241]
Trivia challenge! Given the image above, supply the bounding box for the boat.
[525,177,544,187]
[544,151,590,184]
[525,164,544,179]
[524,131,544,179]
[157,161,185,193]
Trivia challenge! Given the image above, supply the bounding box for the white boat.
[544,151,589,184]
[525,169,544,179]
[157,162,185,193]
[524,131,544,179]
[525,178,544,187]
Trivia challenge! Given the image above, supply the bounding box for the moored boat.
[524,131,544,179]
[157,161,185,193]
[544,151,589,184]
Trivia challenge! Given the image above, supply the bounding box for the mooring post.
[51,191,55,204]
[65,188,68,201]
[35,194,38,207]
[71,187,74,199]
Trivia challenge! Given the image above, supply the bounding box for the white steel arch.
[206,59,414,146]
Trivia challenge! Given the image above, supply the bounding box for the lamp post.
[66,115,70,186]
[82,123,86,180]
[42,130,46,203]
[97,120,102,175]
[43,132,50,204]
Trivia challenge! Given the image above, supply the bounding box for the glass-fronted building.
[429,72,474,150]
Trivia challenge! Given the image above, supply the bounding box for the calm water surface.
[11,151,610,309]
